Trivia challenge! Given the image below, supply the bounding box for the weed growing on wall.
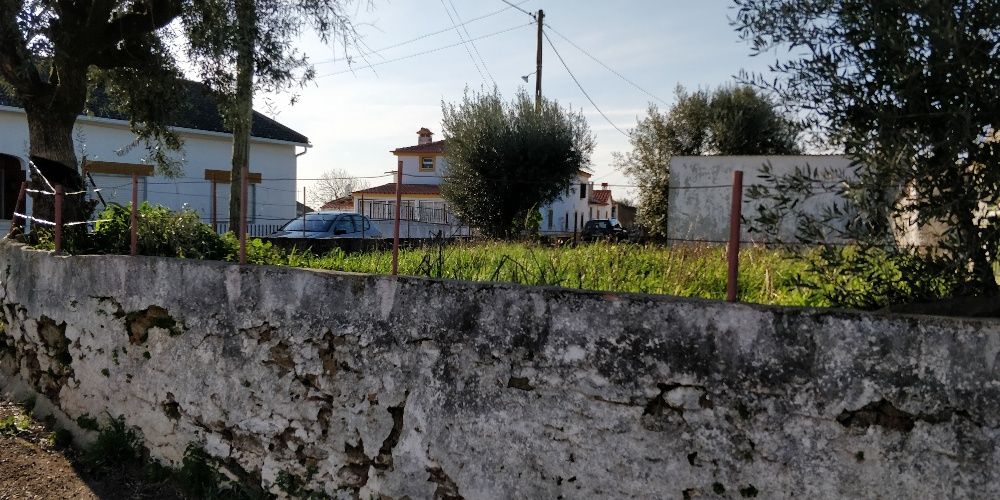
[84,415,143,467]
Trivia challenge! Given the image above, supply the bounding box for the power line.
[439,0,489,86]
[314,1,531,66]
[317,23,534,78]
[542,31,629,138]
[447,0,497,87]
[499,0,535,18]
[546,25,670,106]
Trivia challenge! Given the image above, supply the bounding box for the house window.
[579,183,587,199]
[420,157,435,172]
[206,169,260,224]
[547,209,553,230]
[589,207,593,220]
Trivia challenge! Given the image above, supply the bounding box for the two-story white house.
[0,82,308,235]
[352,127,615,237]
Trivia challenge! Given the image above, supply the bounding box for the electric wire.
[499,0,535,18]
[542,31,630,138]
[439,0,489,86]
[317,22,534,78]
[446,0,497,87]
[546,24,670,106]
[313,1,531,65]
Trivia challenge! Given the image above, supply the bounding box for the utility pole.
[535,9,544,112]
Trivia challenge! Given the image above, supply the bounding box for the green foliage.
[237,241,817,306]
[441,88,596,238]
[76,414,100,431]
[734,0,1000,301]
[49,428,74,449]
[178,445,264,500]
[614,85,800,237]
[0,412,31,435]
[791,246,962,310]
[90,202,230,259]
[84,415,144,468]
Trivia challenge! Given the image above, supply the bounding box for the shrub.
[91,203,229,259]
[84,415,144,467]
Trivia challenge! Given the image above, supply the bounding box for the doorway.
[0,154,25,219]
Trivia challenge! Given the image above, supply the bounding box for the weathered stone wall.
[2,242,1000,498]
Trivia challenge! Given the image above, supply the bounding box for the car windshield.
[281,213,338,232]
[588,221,609,229]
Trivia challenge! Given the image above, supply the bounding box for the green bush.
[91,203,229,259]
[84,415,144,468]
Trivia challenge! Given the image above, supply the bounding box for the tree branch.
[0,0,43,92]
[104,0,183,43]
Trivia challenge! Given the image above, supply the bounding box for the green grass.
[258,241,823,306]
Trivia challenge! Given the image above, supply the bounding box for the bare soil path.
[0,399,183,499]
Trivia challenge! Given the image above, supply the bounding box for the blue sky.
[259,0,775,201]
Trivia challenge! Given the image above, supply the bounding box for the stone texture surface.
[1,242,1000,498]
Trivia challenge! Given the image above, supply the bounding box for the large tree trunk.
[22,103,91,229]
[228,0,256,233]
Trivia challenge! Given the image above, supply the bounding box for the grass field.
[248,240,822,306]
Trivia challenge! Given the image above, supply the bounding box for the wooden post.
[727,170,744,303]
[392,160,403,275]
[361,193,366,241]
[130,173,138,256]
[239,163,248,264]
[7,181,26,237]
[210,179,217,233]
[53,185,63,254]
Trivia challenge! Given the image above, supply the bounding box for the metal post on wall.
[302,186,307,238]
[130,173,138,256]
[726,170,744,303]
[53,184,63,254]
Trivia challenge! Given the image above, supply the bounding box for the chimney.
[417,127,434,145]
[601,182,608,190]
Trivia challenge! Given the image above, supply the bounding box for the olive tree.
[735,0,1000,306]
[441,89,595,238]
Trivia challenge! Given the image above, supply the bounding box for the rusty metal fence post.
[53,184,63,254]
[392,160,402,275]
[726,170,744,303]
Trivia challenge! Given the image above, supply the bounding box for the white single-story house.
[352,127,615,237]
[0,82,308,235]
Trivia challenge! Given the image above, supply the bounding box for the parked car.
[581,218,628,242]
[269,211,383,239]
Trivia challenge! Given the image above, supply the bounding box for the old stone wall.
[1,242,1000,498]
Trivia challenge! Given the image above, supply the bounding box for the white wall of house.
[539,173,593,236]
[397,154,448,185]
[0,106,301,230]
[668,155,855,244]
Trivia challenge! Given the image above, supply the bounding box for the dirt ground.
[0,399,183,500]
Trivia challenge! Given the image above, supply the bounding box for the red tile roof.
[590,189,612,205]
[353,183,441,196]
[320,195,354,211]
[392,140,446,155]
